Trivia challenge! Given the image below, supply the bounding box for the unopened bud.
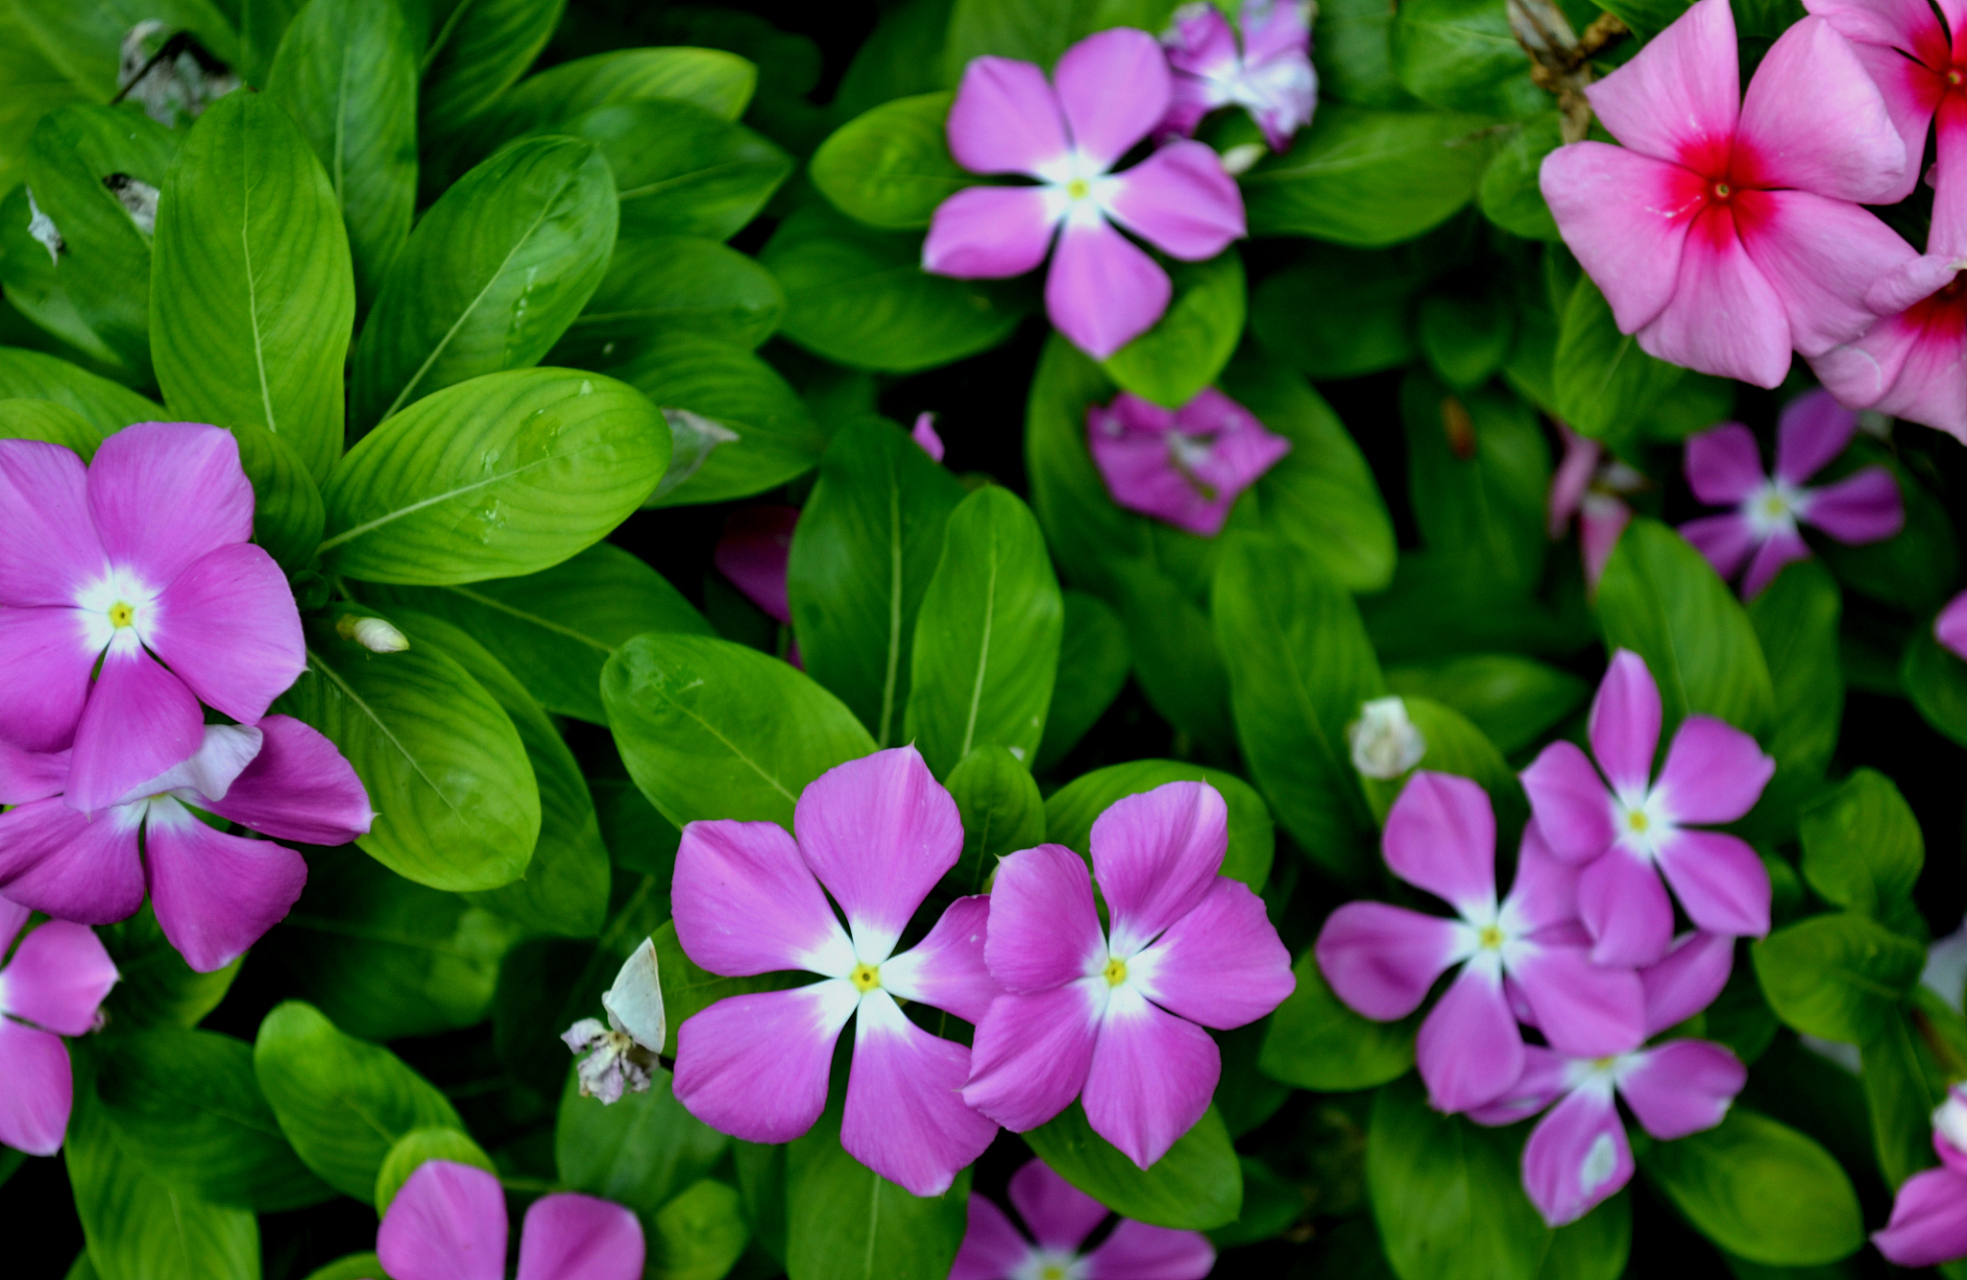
[1935,1086,1967,1156]
[1348,696,1426,780]
[337,615,409,653]
[1219,143,1266,176]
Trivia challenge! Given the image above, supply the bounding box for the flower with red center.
[1539,0,1913,388]
[1806,0,1967,215]
[953,1157,1215,1280]
[0,896,117,1155]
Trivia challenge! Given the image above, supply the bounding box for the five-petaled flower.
[1086,387,1291,535]
[669,746,1000,1196]
[953,1156,1215,1280]
[1160,0,1317,152]
[1678,390,1903,598]
[962,781,1294,1168]
[1548,424,1648,589]
[924,28,1247,360]
[1873,1085,1967,1266]
[0,896,117,1155]
[373,1159,644,1280]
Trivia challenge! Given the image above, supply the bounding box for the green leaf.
[1540,1192,1632,1280]
[1552,276,1687,444]
[1820,450,1958,614]
[0,346,160,433]
[651,1179,751,1280]
[0,397,100,457]
[1260,949,1416,1091]
[373,1127,495,1214]
[298,1256,381,1280]
[10,0,239,101]
[0,183,139,385]
[1391,0,1545,117]
[151,91,354,482]
[1213,533,1382,882]
[1025,1102,1243,1231]
[349,138,619,432]
[420,0,565,141]
[1751,911,1924,1044]
[1905,624,1967,749]
[228,421,323,573]
[943,745,1046,895]
[1044,759,1274,891]
[788,414,969,745]
[549,233,785,366]
[1595,517,1775,738]
[603,632,877,830]
[1035,590,1131,772]
[939,0,1146,77]
[811,91,969,229]
[1369,1074,1551,1280]
[832,0,956,119]
[559,99,792,240]
[1860,1007,1945,1190]
[252,1001,463,1202]
[557,1068,729,1216]
[1639,1109,1863,1266]
[1024,333,1152,589]
[323,368,669,584]
[0,9,89,197]
[1745,559,1843,833]
[1243,104,1500,246]
[1251,242,1427,379]
[1385,654,1590,755]
[1316,0,1423,106]
[96,906,240,1031]
[93,1027,331,1213]
[1419,291,1515,391]
[762,202,1031,373]
[1479,113,1563,240]
[1401,372,1550,593]
[652,918,803,1057]
[1100,252,1245,409]
[1798,769,1922,925]
[265,0,418,309]
[276,618,540,892]
[240,0,302,87]
[786,1105,969,1280]
[906,485,1065,777]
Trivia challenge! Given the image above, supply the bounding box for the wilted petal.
[1616,1039,1745,1139]
[1082,1219,1216,1280]
[951,1195,1033,1280]
[1008,1157,1107,1251]
[1128,878,1293,1029]
[0,1019,72,1156]
[1734,17,1906,202]
[1640,931,1736,1035]
[1045,215,1171,360]
[1416,960,1524,1114]
[0,440,103,607]
[671,980,860,1143]
[143,797,308,973]
[514,1193,645,1280]
[1577,849,1675,968]
[1082,983,1219,1168]
[148,543,305,724]
[86,423,254,589]
[1774,388,1859,484]
[1802,467,1904,544]
[1102,141,1245,261]
[64,646,204,815]
[880,895,1000,1025]
[672,819,855,978]
[0,798,145,925]
[1539,144,1698,335]
[1053,28,1171,171]
[1873,1165,1967,1267]
[843,991,998,1196]
[204,715,374,845]
[964,982,1104,1132]
[1092,781,1227,957]
[1520,741,1616,864]
[1735,188,1917,358]
[1638,205,1792,389]
[1314,901,1467,1021]
[1582,0,1739,163]
[983,844,1107,992]
[1654,829,1772,939]
[1506,943,1645,1058]
[945,56,1069,177]
[1382,771,1497,917]
[1653,716,1775,826]
[0,607,96,753]
[0,919,116,1035]
[1590,650,1663,801]
[922,185,1063,279]
[1684,424,1768,506]
[1522,1084,1634,1228]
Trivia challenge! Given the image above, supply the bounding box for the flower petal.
[1538,144,1697,335]
[1616,1039,1745,1139]
[1590,650,1663,801]
[671,980,860,1143]
[1801,467,1905,545]
[1520,742,1617,864]
[1654,829,1772,939]
[0,606,95,753]
[378,1160,508,1280]
[1678,513,1763,585]
[1165,2,1239,76]
[0,439,103,607]
[951,1195,1032,1280]
[514,1193,645,1280]
[842,990,998,1196]
[65,646,205,815]
[1577,848,1676,968]
[1735,188,1917,358]
[1082,983,1219,1169]
[1007,1157,1107,1252]
[127,723,262,806]
[1640,931,1736,1036]
[0,896,23,954]
[143,796,308,973]
[1735,17,1906,201]
[1127,878,1293,1029]
[1045,216,1172,360]
[1102,141,1244,261]
[712,505,797,625]
[1416,960,1524,1114]
[1684,423,1767,506]
[922,185,1063,280]
[795,745,962,963]
[0,919,116,1035]
[1500,822,1585,934]
[1774,388,1858,484]
[1941,590,1967,661]
[879,895,1000,1025]
[1314,901,1466,1021]
[946,56,1069,177]
[1653,716,1774,827]
[1549,428,1600,535]
[1814,296,1967,444]
[0,1019,71,1156]
[0,798,145,925]
[203,715,375,844]
[1383,770,1497,917]
[1934,93,1967,256]
[1638,205,1793,389]
[1053,28,1171,171]
[1505,943,1645,1058]
[1465,1045,1575,1127]
[148,544,305,724]
[1580,497,1632,588]
[1091,781,1227,957]
[672,819,855,978]
[1522,1084,1633,1228]
[86,423,255,589]
[1872,1165,1967,1268]
[0,741,68,807]
[1581,0,1739,163]
[1088,408,1229,535]
[983,843,1107,991]
[1082,1219,1217,1280]
[963,982,1104,1131]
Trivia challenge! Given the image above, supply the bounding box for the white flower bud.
[1347,696,1426,780]
[337,615,409,653]
[1219,143,1266,176]
[1935,1086,1967,1156]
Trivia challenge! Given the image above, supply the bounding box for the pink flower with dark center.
[0,425,306,813]
[0,896,116,1155]
[1538,0,1913,388]
[712,505,798,627]
[923,28,1247,360]
[962,782,1293,1168]
[1520,650,1775,969]
[1160,0,1317,151]
[1678,390,1903,598]
[1938,590,1967,660]
[1316,777,1646,1114]
[1086,388,1291,536]
[669,746,1000,1197]
[1805,0,1967,212]
[1548,425,1647,588]
[1874,1086,1967,1266]
[374,1160,644,1280]
[953,1157,1215,1280]
[0,717,373,972]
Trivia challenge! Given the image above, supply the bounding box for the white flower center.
[1742,479,1807,539]
[1615,792,1675,860]
[74,567,159,655]
[1013,1248,1087,1280]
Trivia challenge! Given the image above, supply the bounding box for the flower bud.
[1935,1085,1967,1156]
[337,614,409,653]
[1347,696,1426,780]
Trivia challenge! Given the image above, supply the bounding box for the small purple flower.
[670,746,1001,1196]
[1874,1087,1967,1267]
[953,1157,1215,1280]
[375,1159,644,1280]
[1161,0,1317,152]
[712,504,799,627]
[962,782,1293,1169]
[1086,388,1291,536]
[0,424,306,812]
[0,895,117,1155]
[0,718,373,972]
[1937,590,1967,662]
[1678,390,1904,598]
[912,411,947,462]
[1316,775,1646,1114]
[1548,424,1647,589]
[1520,650,1775,969]
[923,28,1247,361]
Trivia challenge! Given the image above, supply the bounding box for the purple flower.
[1548,425,1647,589]
[0,425,306,812]
[1938,590,1967,661]
[1086,388,1291,536]
[1678,390,1904,598]
[961,782,1294,1169]
[1316,775,1646,1114]
[1874,1087,1967,1267]
[923,28,1247,361]
[1520,650,1775,969]
[0,896,116,1155]
[375,1159,644,1280]
[952,1157,1215,1280]
[912,411,947,463]
[669,746,1000,1196]
[0,717,373,972]
[1160,0,1317,152]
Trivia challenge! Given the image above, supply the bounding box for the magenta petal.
[1522,1084,1633,1228]
[1589,650,1663,801]
[0,897,23,954]
[1383,771,1498,917]
[1129,878,1292,1029]
[1082,985,1218,1169]
[514,1193,644,1280]
[1314,901,1466,1021]
[0,607,95,753]
[0,741,69,807]
[0,919,116,1035]
[378,1160,509,1280]
[1045,216,1172,360]
[983,844,1106,992]
[1580,497,1633,588]
[86,423,255,588]
[1465,1045,1574,1127]
[0,798,145,925]
[143,797,308,973]
[1052,28,1171,171]
[1801,467,1904,545]
[713,505,797,625]
[1088,405,1232,536]
[910,413,946,462]
[1102,141,1245,261]
[946,56,1069,177]
[795,745,962,963]
[204,715,374,844]
[963,983,1103,1131]
[1939,590,1967,661]
[1679,513,1763,585]
[1244,0,1316,64]
[1684,424,1767,506]
[1654,829,1772,939]
[1582,0,1739,162]
[1640,931,1735,1035]
[1538,144,1697,336]
[672,819,855,978]
[1616,1039,1745,1140]
[1653,717,1775,826]
[148,544,305,724]
[1091,781,1226,957]
[879,895,999,1025]
[1638,208,1793,388]
[1577,850,1674,968]
[1501,823,1585,934]
[1735,17,1907,200]
[1548,428,1599,534]
[0,440,103,607]
[842,990,998,1196]
[1520,741,1617,864]
[672,980,860,1142]
[1506,943,1645,1058]
[1416,961,1524,1114]
[1082,1219,1217,1280]
[65,647,204,815]
[922,185,1063,280]
[951,1195,1031,1280]
[0,1019,72,1156]
[1008,1157,1106,1251]
[1736,189,1917,358]
[1774,388,1858,484]
[1872,1166,1967,1267]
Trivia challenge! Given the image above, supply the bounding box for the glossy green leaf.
[549,233,785,367]
[1639,1109,1863,1266]
[0,8,89,196]
[1401,371,1550,593]
[943,745,1046,895]
[1905,624,1967,749]
[1110,557,1240,756]
[1101,252,1245,409]
[298,1255,381,1280]
[10,0,239,100]
[1385,654,1590,755]
[1044,758,1274,891]
[0,184,138,384]
[1034,590,1131,771]
[1552,276,1688,443]
[1317,0,1426,106]
[651,1179,751,1280]
[812,91,968,229]
[1390,0,1545,117]
[239,0,301,86]
[1419,291,1515,390]
[1025,1103,1242,1231]
[939,0,1182,79]
[1540,1192,1632,1280]
[1751,911,1924,1044]
[1251,242,1428,379]
[1744,558,1843,833]
[420,0,565,140]
[832,0,954,119]
[1861,1007,1945,1190]
[557,99,792,240]
[373,1128,495,1214]
[229,421,323,573]
[1799,769,1922,926]
[0,346,160,433]
[1479,113,1563,240]
[469,44,756,149]
[786,1105,970,1280]
[1260,949,1417,1090]
[557,1067,729,1216]
[0,397,100,457]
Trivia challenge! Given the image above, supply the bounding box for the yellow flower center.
[1478,925,1505,950]
[1951,68,1964,86]
[1103,957,1128,987]
[1711,181,1731,200]
[108,601,134,628]
[1066,177,1092,201]
[1039,1266,1069,1280]
[1762,495,1788,519]
[1626,809,1649,833]
[850,962,880,993]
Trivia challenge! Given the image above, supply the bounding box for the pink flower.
[1160,0,1317,152]
[1538,0,1913,388]
[962,782,1293,1168]
[1804,0,1967,211]
[0,896,116,1155]
[1874,1086,1967,1267]
[712,504,798,627]
[376,1160,644,1280]
[1678,390,1904,598]
[953,1157,1215,1280]
[0,718,373,972]
[669,746,1000,1196]
[923,28,1247,360]
[1316,776,1646,1114]
[1548,425,1647,589]
[0,425,306,812]
[1520,650,1775,969]
[1938,589,1967,660]
[912,411,947,463]
[1086,388,1291,535]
